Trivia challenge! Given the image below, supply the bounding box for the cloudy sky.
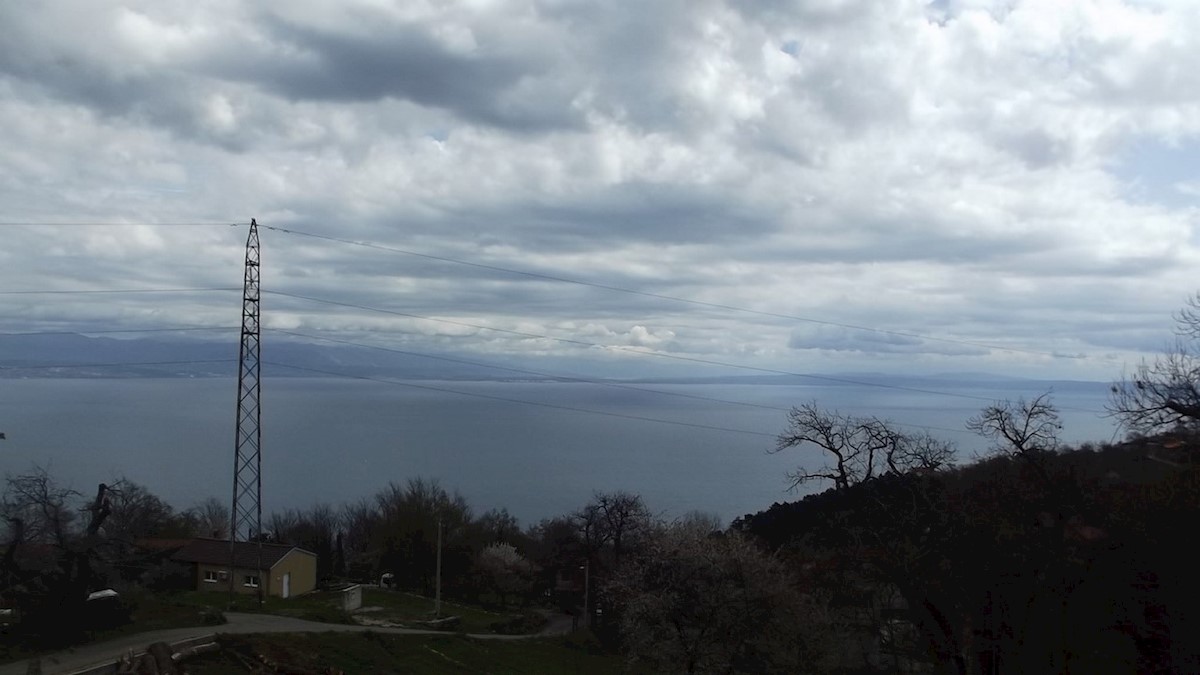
[3,0,1199,382]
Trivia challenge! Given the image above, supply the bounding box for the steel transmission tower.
[230,218,263,603]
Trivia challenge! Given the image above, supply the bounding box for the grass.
[0,587,546,665]
[170,588,354,624]
[188,631,628,674]
[171,587,543,634]
[356,588,545,634]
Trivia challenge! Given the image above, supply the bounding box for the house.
[171,538,317,598]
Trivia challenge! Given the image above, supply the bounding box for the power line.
[264,290,1104,413]
[0,359,235,371]
[0,287,240,296]
[273,328,977,436]
[0,326,238,337]
[262,225,1083,361]
[0,222,240,227]
[263,360,778,439]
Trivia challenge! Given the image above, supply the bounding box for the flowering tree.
[607,525,832,673]
[476,542,533,607]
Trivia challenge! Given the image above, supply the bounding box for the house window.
[203,571,218,584]
[243,575,260,588]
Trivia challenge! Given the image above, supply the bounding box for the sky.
[3,0,1200,383]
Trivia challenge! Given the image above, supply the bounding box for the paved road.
[2,611,572,675]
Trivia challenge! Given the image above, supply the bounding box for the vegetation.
[772,402,954,489]
[737,437,1199,673]
[355,588,530,634]
[607,521,832,673]
[167,589,353,624]
[6,296,1200,672]
[1109,291,1200,434]
[187,631,629,675]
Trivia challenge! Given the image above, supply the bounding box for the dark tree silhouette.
[1109,294,1200,435]
[966,392,1061,458]
[774,402,954,490]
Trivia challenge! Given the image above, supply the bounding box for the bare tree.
[1,467,80,548]
[340,497,378,555]
[102,479,183,548]
[572,491,651,568]
[340,497,380,579]
[187,497,229,539]
[270,503,340,579]
[890,431,956,474]
[268,509,301,543]
[773,402,950,490]
[372,478,473,592]
[475,507,523,545]
[966,393,1061,458]
[1109,294,1200,435]
[0,469,114,636]
[671,510,724,537]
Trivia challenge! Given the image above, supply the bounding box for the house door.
[282,573,291,599]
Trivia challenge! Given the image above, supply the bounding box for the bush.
[199,607,227,625]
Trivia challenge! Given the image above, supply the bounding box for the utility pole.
[230,218,264,607]
[435,515,443,617]
[582,558,590,629]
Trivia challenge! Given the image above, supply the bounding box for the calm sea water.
[0,377,1116,526]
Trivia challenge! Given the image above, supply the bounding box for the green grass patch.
[189,631,628,674]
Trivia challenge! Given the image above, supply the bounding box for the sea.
[0,377,1118,527]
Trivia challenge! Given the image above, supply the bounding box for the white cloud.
[1,0,1199,381]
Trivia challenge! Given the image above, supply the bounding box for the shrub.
[199,607,227,625]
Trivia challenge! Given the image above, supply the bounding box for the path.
[1,610,574,675]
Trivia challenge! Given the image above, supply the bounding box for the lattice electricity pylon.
[230,218,263,602]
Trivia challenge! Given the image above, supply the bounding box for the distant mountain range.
[0,333,495,380]
[0,332,1107,389]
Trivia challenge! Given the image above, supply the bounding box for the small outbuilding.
[172,538,317,598]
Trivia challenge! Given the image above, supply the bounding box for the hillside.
[734,437,1200,673]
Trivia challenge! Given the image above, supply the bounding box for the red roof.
[171,538,313,571]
